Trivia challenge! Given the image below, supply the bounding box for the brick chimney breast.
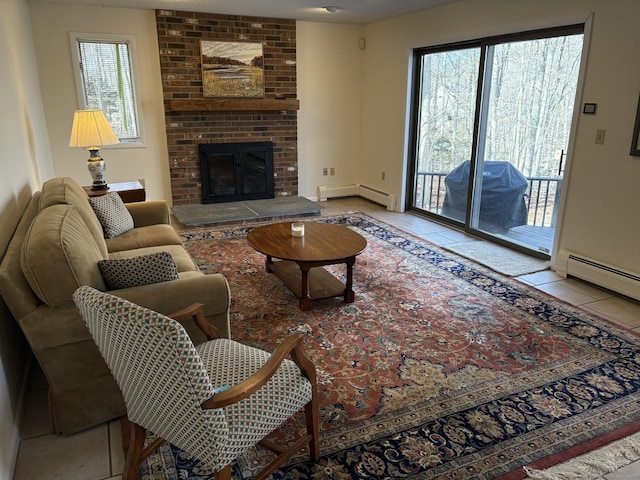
[156,10,298,205]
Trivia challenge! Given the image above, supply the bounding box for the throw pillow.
[98,252,179,290]
[89,192,134,238]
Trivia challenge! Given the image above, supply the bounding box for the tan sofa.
[0,177,231,435]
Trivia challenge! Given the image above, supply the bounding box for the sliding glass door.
[408,26,584,256]
[411,47,480,224]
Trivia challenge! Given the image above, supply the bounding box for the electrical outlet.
[323,168,328,176]
[382,171,386,180]
[330,167,335,176]
[595,129,606,145]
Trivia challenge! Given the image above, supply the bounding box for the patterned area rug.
[138,214,640,479]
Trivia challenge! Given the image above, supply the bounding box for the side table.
[83,180,146,203]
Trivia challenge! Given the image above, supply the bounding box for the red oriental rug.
[136,213,640,479]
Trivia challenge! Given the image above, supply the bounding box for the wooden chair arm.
[201,334,316,409]
[169,303,221,340]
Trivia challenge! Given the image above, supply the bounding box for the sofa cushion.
[21,205,107,307]
[89,192,135,238]
[39,177,109,257]
[106,224,183,253]
[98,252,179,290]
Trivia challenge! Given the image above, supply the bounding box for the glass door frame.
[406,24,584,259]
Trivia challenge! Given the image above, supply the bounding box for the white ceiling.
[27,0,460,25]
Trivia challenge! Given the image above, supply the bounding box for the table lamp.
[68,110,120,190]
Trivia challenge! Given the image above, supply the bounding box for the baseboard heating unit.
[317,184,397,211]
[317,184,358,202]
[357,185,397,211]
[556,250,640,302]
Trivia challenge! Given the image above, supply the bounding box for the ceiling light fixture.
[324,6,340,13]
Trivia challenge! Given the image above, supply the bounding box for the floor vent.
[357,185,397,211]
[556,250,640,301]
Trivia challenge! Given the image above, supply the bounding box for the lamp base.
[87,157,109,191]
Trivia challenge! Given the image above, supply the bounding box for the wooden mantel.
[166,98,299,112]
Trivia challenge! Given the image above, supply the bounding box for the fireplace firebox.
[199,142,275,204]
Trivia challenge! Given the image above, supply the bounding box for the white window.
[69,32,143,145]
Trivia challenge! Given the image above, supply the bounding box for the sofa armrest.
[125,200,170,227]
[19,302,93,351]
[110,273,231,342]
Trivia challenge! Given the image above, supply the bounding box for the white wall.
[0,0,54,476]
[360,0,640,274]
[29,4,171,202]
[297,22,364,199]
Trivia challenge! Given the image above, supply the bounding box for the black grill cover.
[442,160,528,232]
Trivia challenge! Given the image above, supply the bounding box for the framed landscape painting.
[201,40,264,98]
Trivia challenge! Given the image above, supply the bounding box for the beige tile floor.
[13,197,640,479]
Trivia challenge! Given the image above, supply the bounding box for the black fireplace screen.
[199,141,274,203]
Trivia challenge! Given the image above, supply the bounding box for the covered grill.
[442,160,528,233]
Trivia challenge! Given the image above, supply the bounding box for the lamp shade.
[68,110,120,148]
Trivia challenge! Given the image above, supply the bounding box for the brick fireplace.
[155,10,298,206]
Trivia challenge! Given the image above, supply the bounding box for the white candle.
[291,223,305,237]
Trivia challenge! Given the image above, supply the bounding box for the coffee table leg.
[300,265,311,311]
[265,255,273,273]
[344,256,356,303]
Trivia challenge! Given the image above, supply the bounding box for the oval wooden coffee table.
[247,221,367,310]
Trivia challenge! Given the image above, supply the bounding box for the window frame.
[69,32,145,148]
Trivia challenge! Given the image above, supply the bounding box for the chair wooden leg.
[305,391,320,461]
[215,465,232,480]
[123,421,146,480]
[290,339,321,461]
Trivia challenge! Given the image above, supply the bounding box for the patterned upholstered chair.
[72,286,319,480]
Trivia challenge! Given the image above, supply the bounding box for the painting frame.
[631,93,640,156]
[200,40,264,98]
